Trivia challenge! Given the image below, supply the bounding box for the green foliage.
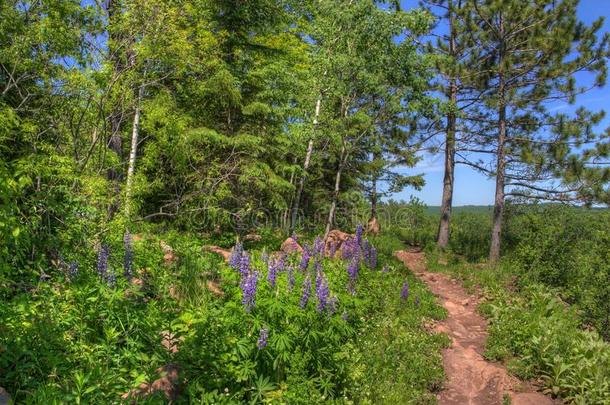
[0,228,446,403]
[484,286,610,404]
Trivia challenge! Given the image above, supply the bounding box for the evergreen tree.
[461,0,609,263]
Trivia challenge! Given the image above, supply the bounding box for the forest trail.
[395,248,558,405]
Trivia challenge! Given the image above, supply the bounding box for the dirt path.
[395,249,558,405]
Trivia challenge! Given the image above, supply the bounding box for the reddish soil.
[395,248,558,405]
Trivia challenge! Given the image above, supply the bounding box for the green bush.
[484,286,610,404]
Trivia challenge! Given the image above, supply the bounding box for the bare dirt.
[395,248,559,405]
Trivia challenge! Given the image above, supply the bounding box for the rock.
[0,387,11,405]
[159,240,173,254]
[160,241,177,265]
[203,245,231,262]
[366,217,380,236]
[324,229,355,258]
[281,237,302,254]
[206,280,224,297]
[163,252,177,265]
[160,331,183,354]
[461,298,470,306]
[244,233,262,242]
[121,364,179,401]
[168,285,179,299]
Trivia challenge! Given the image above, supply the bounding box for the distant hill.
[425,205,494,215]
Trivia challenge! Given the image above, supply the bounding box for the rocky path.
[395,248,558,405]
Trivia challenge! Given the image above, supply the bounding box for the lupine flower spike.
[97,244,109,280]
[401,282,410,301]
[229,242,243,270]
[257,328,269,350]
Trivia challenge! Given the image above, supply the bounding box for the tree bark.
[324,144,346,239]
[437,2,458,250]
[490,13,506,265]
[290,97,321,234]
[124,85,143,220]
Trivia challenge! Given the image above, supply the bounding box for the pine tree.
[461,0,609,263]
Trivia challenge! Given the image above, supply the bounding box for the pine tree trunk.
[324,144,346,239]
[290,97,321,234]
[124,85,143,219]
[437,113,455,249]
[437,0,457,250]
[490,14,506,265]
[490,104,506,264]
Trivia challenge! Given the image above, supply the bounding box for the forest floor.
[395,248,558,405]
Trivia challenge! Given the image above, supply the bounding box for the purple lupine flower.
[299,244,311,272]
[257,328,269,350]
[287,265,296,292]
[381,264,389,273]
[341,311,349,321]
[229,242,243,270]
[401,282,410,301]
[369,247,377,269]
[68,261,79,280]
[313,255,323,275]
[342,239,360,261]
[97,244,109,280]
[328,295,338,315]
[315,268,323,292]
[363,240,370,264]
[276,253,286,272]
[355,224,364,246]
[261,251,269,266]
[239,252,250,279]
[291,232,298,242]
[241,270,259,312]
[267,257,278,288]
[347,256,359,294]
[329,241,337,259]
[107,270,117,287]
[313,236,325,257]
[300,273,312,308]
[124,231,133,280]
[316,275,329,313]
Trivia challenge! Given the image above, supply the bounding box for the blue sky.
[391,0,610,206]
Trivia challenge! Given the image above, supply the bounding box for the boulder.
[324,229,354,258]
[281,237,302,254]
[366,217,380,236]
[203,245,231,262]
